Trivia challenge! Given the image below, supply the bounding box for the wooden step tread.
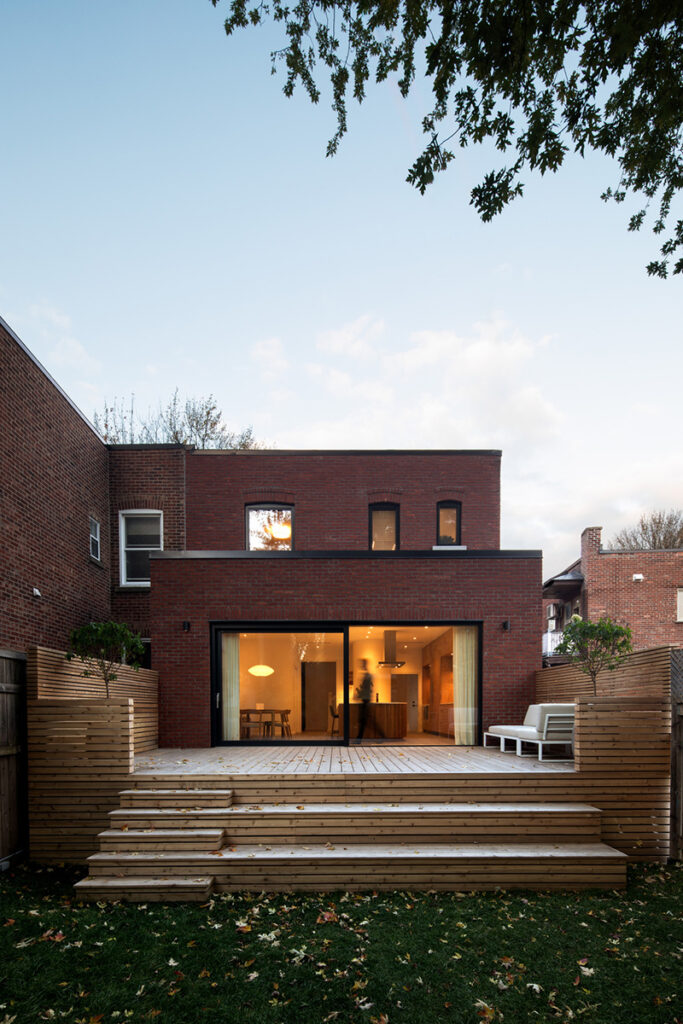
[111,807,233,818]
[119,789,233,798]
[76,874,214,889]
[75,875,214,901]
[88,841,626,863]
[222,801,601,815]
[100,828,224,840]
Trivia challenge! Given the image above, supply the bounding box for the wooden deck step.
[118,788,233,809]
[74,875,214,902]
[85,842,627,891]
[98,828,225,852]
[110,807,234,829]
[220,801,602,845]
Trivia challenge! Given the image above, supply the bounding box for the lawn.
[1,863,681,1024]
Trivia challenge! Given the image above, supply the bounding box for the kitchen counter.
[341,702,407,739]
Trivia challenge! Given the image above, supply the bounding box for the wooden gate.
[0,650,27,866]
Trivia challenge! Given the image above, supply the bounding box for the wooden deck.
[134,744,574,776]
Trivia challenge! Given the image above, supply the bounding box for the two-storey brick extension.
[2,315,542,748]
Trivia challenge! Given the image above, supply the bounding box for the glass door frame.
[209,619,483,746]
[210,620,350,747]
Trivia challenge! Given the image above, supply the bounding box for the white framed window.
[119,510,163,586]
[677,588,683,622]
[89,517,101,561]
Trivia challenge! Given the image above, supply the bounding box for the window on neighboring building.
[370,503,399,551]
[436,501,461,546]
[677,588,683,622]
[246,505,293,551]
[89,516,101,561]
[119,511,163,585]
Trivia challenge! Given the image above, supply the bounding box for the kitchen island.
[341,701,407,740]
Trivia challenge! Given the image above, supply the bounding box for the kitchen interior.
[223,624,478,744]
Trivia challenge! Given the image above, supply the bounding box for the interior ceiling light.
[248,664,274,676]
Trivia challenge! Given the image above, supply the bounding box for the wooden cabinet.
[342,702,407,739]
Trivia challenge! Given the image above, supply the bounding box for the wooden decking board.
[134,745,575,776]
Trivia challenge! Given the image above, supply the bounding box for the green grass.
[1,864,681,1024]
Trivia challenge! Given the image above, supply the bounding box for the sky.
[2,0,681,578]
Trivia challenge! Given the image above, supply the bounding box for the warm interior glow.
[248,664,275,676]
[266,521,292,540]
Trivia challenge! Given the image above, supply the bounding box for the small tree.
[67,622,145,698]
[94,390,260,450]
[554,615,633,695]
[611,508,683,550]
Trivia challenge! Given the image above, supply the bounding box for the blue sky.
[2,0,681,575]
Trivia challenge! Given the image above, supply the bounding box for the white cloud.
[316,314,385,357]
[251,336,289,379]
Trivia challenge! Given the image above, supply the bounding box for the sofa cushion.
[523,705,543,728]
[488,725,541,740]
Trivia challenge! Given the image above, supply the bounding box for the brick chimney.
[580,526,602,566]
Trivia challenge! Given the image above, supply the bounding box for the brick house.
[543,526,683,658]
[2,315,542,748]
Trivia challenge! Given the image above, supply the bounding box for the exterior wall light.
[182,621,191,631]
[502,620,511,631]
[32,587,42,598]
[632,573,644,581]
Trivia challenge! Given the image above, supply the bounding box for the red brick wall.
[109,445,187,637]
[185,450,501,552]
[581,528,683,650]
[0,320,111,651]
[151,553,541,746]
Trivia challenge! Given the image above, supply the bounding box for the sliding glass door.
[216,622,480,745]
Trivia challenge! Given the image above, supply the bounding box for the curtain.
[452,625,478,744]
[221,633,240,741]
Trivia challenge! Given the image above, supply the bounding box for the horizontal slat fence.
[535,645,674,702]
[28,699,134,861]
[28,646,158,753]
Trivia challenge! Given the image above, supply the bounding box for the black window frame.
[369,502,400,551]
[245,503,295,551]
[436,500,462,546]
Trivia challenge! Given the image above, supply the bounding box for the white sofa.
[484,703,575,761]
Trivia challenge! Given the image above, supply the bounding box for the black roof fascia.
[153,549,541,561]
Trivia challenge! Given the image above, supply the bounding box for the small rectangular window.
[677,588,683,622]
[89,517,101,561]
[437,501,461,546]
[370,503,399,551]
[120,511,162,585]
[247,505,293,550]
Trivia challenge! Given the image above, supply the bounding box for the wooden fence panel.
[535,645,674,703]
[27,698,134,862]
[0,651,27,865]
[27,646,158,753]
[673,703,682,860]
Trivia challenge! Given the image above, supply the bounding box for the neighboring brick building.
[2,315,542,747]
[543,526,683,658]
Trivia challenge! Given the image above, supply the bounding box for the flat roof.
[191,448,503,456]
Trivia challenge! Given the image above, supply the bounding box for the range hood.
[378,630,405,668]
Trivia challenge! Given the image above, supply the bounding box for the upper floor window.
[370,503,399,551]
[119,511,162,586]
[677,588,683,622]
[247,505,293,551]
[437,501,461,546]
[89,516,101,561]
